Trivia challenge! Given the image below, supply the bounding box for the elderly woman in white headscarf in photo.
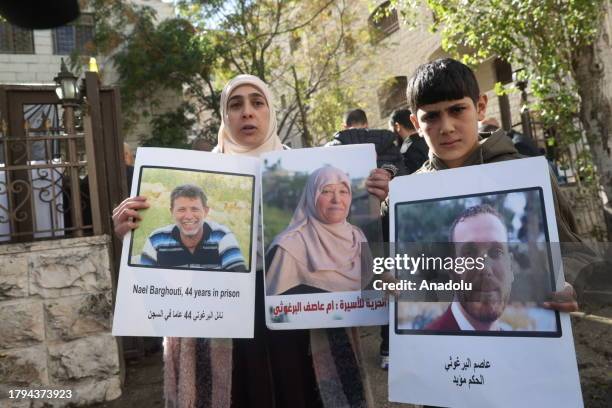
[266,165,371,295]
[112,74,389,408]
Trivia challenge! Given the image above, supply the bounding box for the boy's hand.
[380,271,400,298]
[112,196,149,239]
[366,168,391,202]
[542,282,579,313]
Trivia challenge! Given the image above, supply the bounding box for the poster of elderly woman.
[261,144,387,329]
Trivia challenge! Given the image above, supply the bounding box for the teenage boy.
[406,58,581,250]
[365,58,580,310]
[403,57,579,408]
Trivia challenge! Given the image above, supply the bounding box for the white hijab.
[215,74,284,157]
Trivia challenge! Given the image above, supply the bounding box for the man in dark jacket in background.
[327,108,405,369]
[389,109,429,174]
[327,109,408,177]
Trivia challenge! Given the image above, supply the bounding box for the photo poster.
[261,144,388,330]
[112,147,260,338]
[388,157,583,408]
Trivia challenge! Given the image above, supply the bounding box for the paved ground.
[91,304,612,408]
[572,305,612,407]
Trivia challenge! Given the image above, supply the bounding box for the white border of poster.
[389,157,583,407]
[262,144,388,329]
[112,147,260,338]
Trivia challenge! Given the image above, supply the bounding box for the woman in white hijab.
[112,74,385,408]
[266,165,369,295]
[214,75,284,156]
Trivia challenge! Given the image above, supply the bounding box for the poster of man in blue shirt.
[139,184,247,272]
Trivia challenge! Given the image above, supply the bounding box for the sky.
[261,144,376,179]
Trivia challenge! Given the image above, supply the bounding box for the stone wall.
[0,235,122,407]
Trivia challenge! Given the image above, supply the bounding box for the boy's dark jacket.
[416,128,582,245]
[331,128,408,176]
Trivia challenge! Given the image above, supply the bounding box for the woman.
[266,165,371,295]
[112,74,391,408]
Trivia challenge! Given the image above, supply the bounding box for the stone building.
[286,0,609,155]
[0,0,177,148]
[284,0,609,238]
[322,1,521,135]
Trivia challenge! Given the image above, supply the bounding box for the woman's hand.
[542,282,579,313]
[112,196,149,239]
[365,168,391,202]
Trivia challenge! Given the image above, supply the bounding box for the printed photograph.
[394,187,561,337]
[262,147,381,296]
[129,166,255,272]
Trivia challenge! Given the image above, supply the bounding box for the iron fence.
[0,103,99,242]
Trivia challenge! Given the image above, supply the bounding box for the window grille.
[0,22,34,54]
[52,14,94,55]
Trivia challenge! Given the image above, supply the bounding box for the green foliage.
[111,14,222,142]
[389,0,606,186]
[262,204,293,248]
[89,0,155,53]
[114,19,204,108]
[140,104,196,148]
[274,2,375,145]
[84,0,222,144]
[303,72,359,144]
[88,0,377,147]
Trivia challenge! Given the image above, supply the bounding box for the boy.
[365,58,582,310]
[407,58,583,253]
[362,58,597,408]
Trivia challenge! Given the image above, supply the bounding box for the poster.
[388,157,583,407]
[262,144,387,330]
[112,147,259,338]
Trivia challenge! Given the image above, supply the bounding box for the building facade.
[0,0,176,147]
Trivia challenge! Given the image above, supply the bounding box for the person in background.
[327,108,408,177]
[389,108,429,174]
[477,117,501,134]
[478,117,542,157]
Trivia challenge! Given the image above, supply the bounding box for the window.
[378,76,408,118]
[368,1,399,43]
[52,14,94,55]
[0,22,34,54]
